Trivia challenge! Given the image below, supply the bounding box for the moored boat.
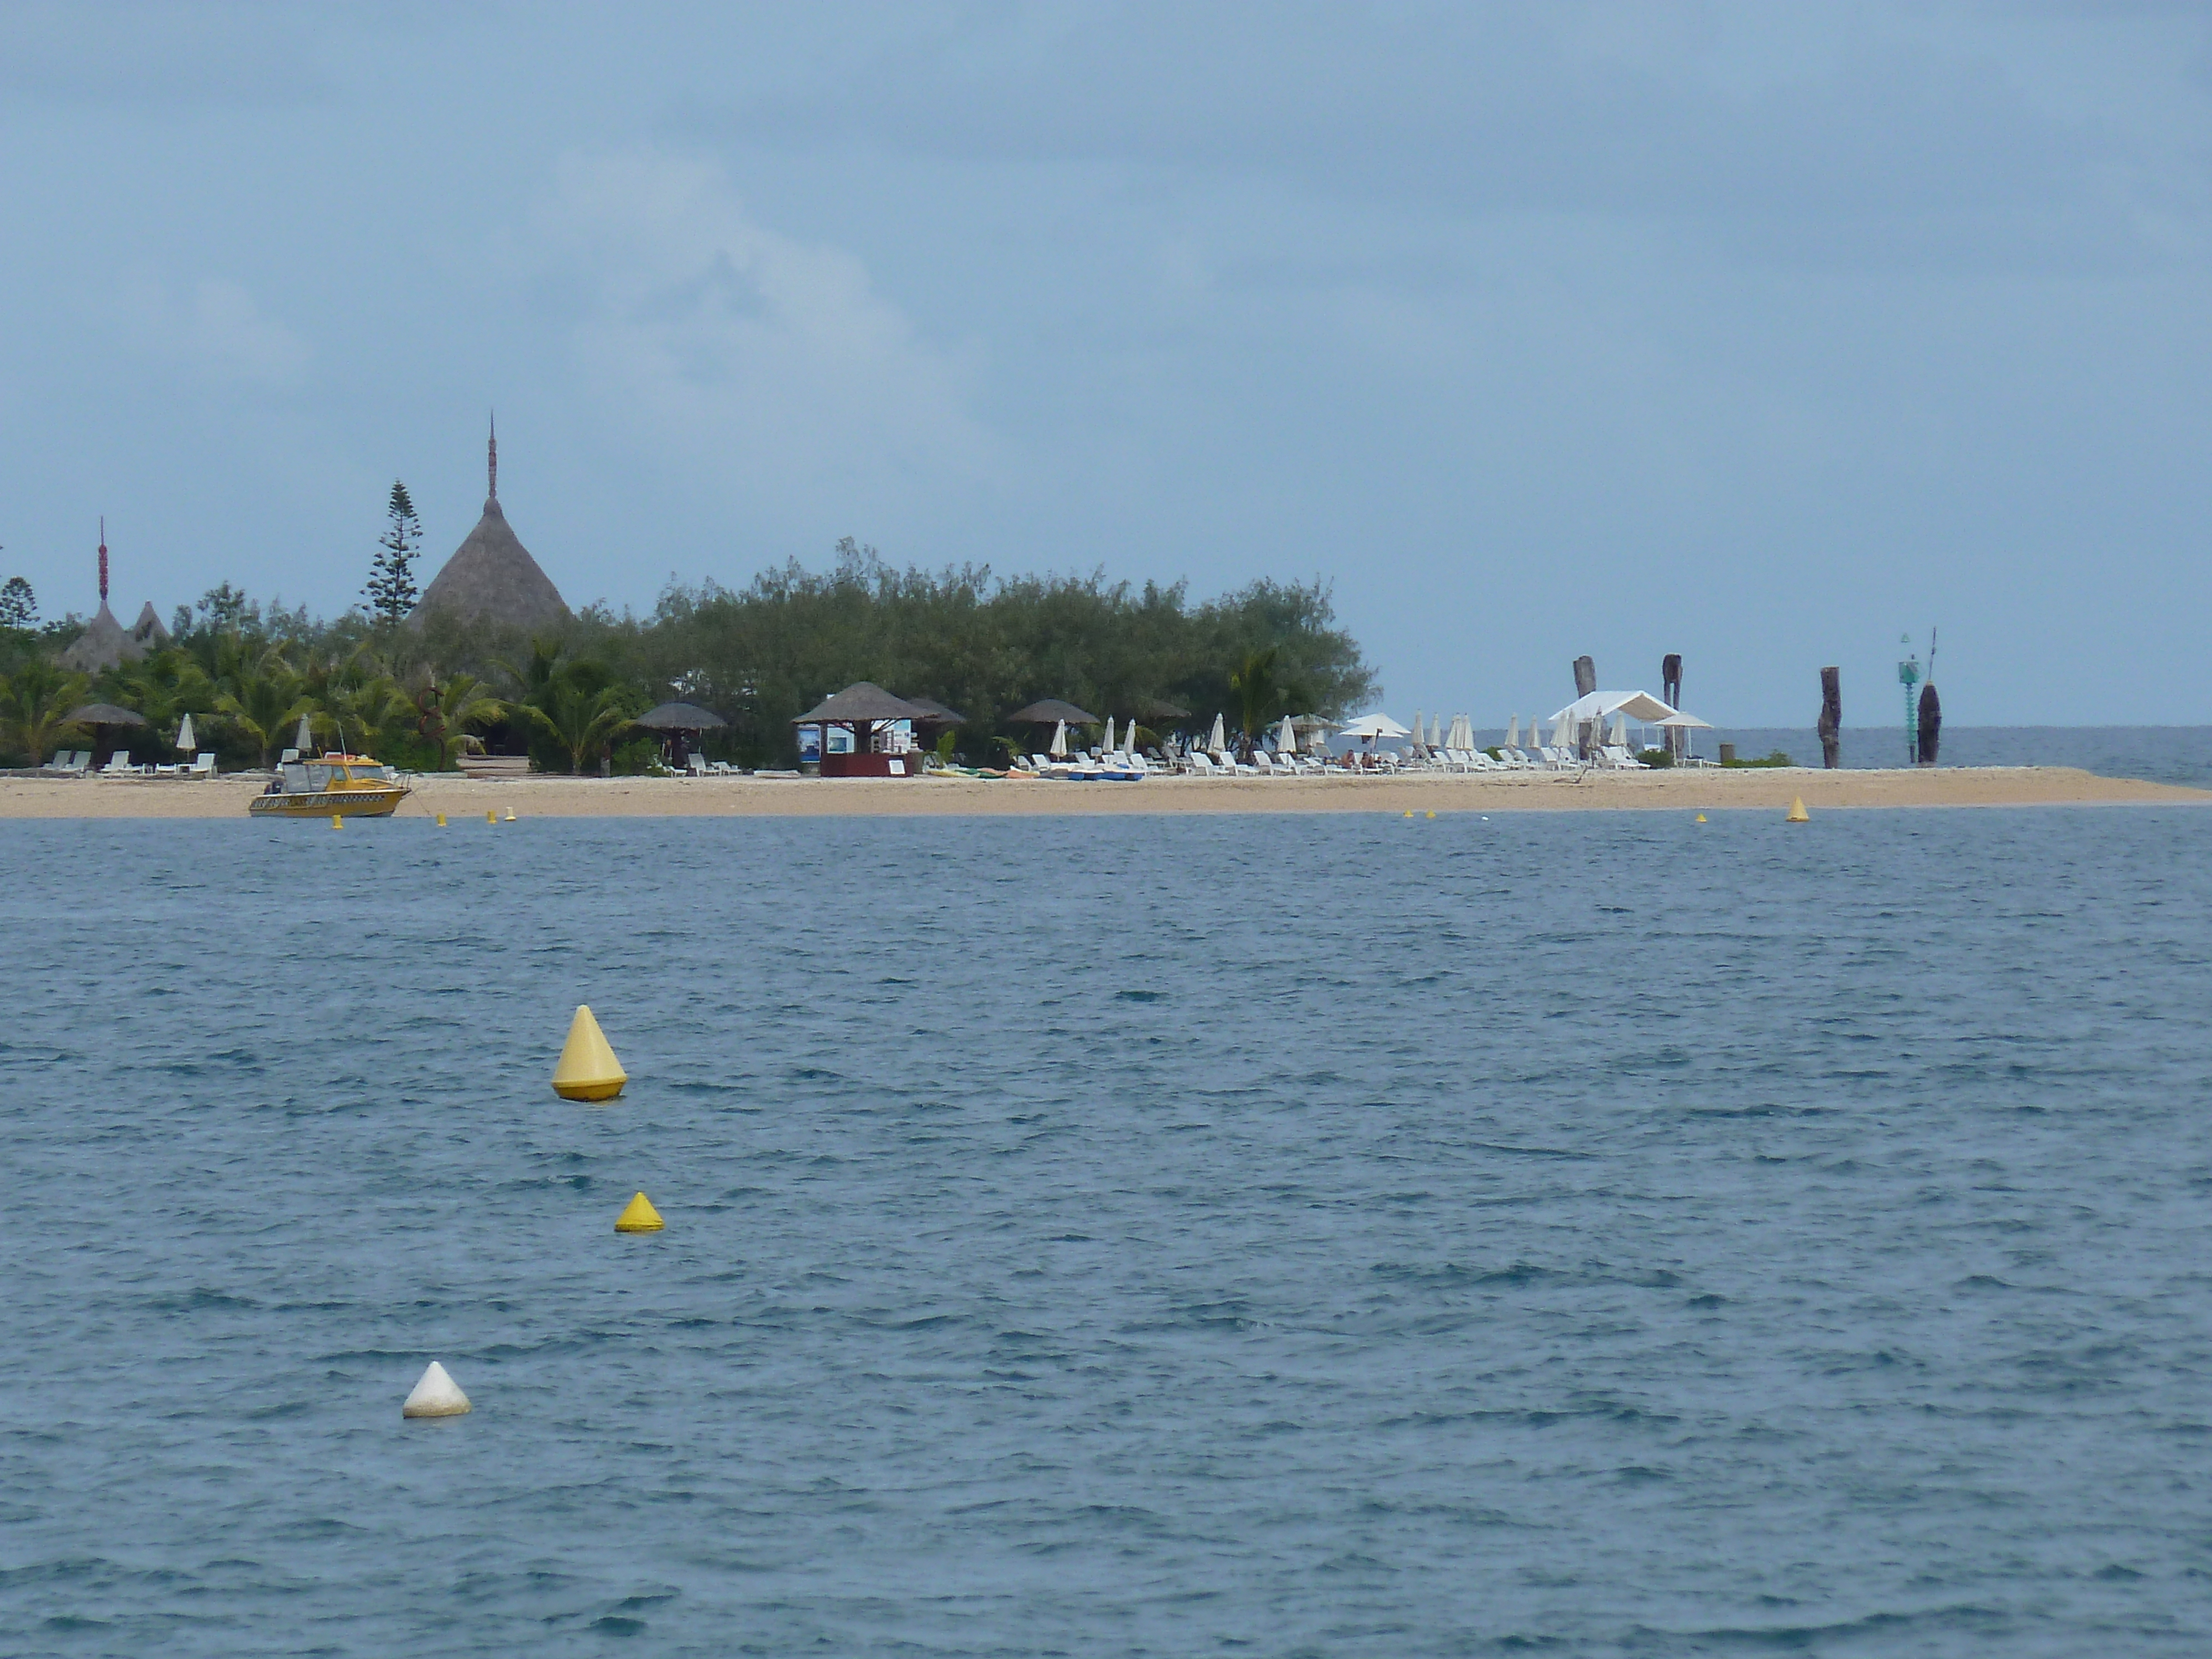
[248,753,411,818]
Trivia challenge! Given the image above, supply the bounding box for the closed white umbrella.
[1610,713,1628,749]
[294,712,314,755]
[1505,715,1519,748]
[1209,712,1227,753]
[1103,716,1117,753]
[1412,709,1426,753]
[1278,714,1297,755]
[1048,719,1069,758]
[175,712,196,753]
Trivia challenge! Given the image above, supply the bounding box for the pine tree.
[364,481,422,626]
[0,575,35,629]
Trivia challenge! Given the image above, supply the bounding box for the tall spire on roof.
[98,517,108,604]
[487,411,498,505]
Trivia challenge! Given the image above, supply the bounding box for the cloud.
[539,151,994,508]
[118,275,312,385]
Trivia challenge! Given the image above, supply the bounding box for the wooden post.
[1818,667,1841,769]
[1917,682,1941,764]
[1662,655,1683,756]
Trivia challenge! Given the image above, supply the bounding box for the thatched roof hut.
[794,683,933,725]
[409,422,570,633]
[60,603,143,674]
[634,701,728,731]
[1007,697,1099,726]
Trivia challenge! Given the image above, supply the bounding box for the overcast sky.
[1,2,2206,723]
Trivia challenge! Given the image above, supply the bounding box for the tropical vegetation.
[0,537,1374,771]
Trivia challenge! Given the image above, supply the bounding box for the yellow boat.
[248,753,411,818]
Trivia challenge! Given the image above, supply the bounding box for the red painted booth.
[793,682,936,778]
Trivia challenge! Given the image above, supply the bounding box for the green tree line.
[0,539,1375,771]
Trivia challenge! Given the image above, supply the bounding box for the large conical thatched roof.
[409,424,569,633]
[60,602,145,674]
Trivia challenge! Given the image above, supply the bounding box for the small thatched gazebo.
[634,701,728,770]
[1006,698,1100,728]
[66,702,148,768]
[792,683,934,777]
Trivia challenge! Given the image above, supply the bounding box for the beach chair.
[100,752,135,775]
[43,750,72,771]
[188,753,217,778]
[279,748,299,765]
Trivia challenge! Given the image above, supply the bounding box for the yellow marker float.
[331,814,343,828]
[552,1004,628,1101]
[487,810,498,824]
[435,812,447,827]
[614,1191,664,1233]
[504,809,517,822]
[1786,797,1810,823]
[1694,813,1707,823]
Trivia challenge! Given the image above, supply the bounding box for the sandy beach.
[2,764,2203,818]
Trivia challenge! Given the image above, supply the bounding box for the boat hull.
[249,785,409,819]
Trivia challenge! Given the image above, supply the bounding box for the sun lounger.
[188,753,216,778]
[100,752,135,775]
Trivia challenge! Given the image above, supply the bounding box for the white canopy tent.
[1547,690,1679,725]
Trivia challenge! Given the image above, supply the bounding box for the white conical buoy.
[401,1360,472,1418]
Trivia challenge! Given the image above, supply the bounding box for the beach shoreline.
[1,764,2203,818]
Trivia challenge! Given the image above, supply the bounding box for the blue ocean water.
[5,809,2212,1656]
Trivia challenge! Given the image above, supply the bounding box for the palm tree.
[1228,645,1282,739]
[416,672,507,770]
[212,646,308,766]
[0,659,91,765]
[510,677,635,774]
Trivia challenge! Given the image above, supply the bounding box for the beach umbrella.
[1505,715,1519,748]
[1048,719,1069,758]
[1412,709,1425,753]
[1278,714,1297,755]
[1103,716,1117,752]
[293,712,314,755]
[1208,712,1227,753]
[175,712,196,753]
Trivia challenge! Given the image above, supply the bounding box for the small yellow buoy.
[504,809,517,822]
[1404,810,1415,818]
[435,812,447,827]
[487,810,498,824]
[1694,813,1707,823]
[1786,797,1810,823]
[614,1191,664,1233]
[552,1004,628,1101]
[331,813,342,828]
[1425,811,1436,820]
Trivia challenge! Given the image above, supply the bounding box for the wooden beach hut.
[793,683,934,777]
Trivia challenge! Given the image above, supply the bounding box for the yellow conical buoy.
[1694,813,1707,823]
[614,1191,664,1233]
[1404,810,1415,818]
[331,813,343,828]
[552,1004,627,1101]
[487,810,497,823]
[1786,797,1809,823]
[1425,811,1436,820]
[435,812,447,827]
